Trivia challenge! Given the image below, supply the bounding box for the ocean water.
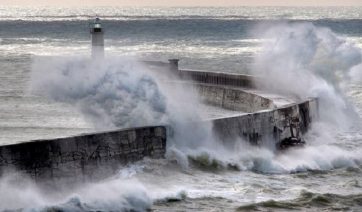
[1,6,362,212]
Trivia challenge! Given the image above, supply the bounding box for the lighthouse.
[90,17,104,59]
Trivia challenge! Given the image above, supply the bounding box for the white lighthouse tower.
[90,17,104,59]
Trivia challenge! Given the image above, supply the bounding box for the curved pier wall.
[196,84,276,112]
[144,59,257,88]
[0,99,318,183]
[0,126,166,183]
[212,98,319,148]
[178,69,256,88]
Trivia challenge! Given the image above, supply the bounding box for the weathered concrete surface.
[143,61,256,89]
[178,69,255,88]
[0,126,166,182]
[212,98,319,148]
[196,84,276,113]
[144,58,259,89]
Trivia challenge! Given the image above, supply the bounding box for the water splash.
[166,22,362,174]
[0,173,152,212]
[252,21,362,128]
[30,56,169,129]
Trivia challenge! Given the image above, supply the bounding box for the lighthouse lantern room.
[90,17,104,59]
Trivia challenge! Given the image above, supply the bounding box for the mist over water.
[30,57,170,129]
[1,7,362,212]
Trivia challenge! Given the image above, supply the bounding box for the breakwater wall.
[0,59,319,182]
[0,98,318,182]
[178,69,255,88]
[143,60,255,88]
[212,98,319,148]
[176,69,255,88]
[0,126,166,182]
[196,84,276,113]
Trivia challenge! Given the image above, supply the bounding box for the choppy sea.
[1,6,362,212]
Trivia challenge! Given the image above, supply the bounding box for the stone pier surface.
[0,126,166,182]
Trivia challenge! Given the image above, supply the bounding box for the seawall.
[196,84,276,113]
[0,126,166,183]
[0,98,318,182]
[178,69,255,88]
[212,98,319,148]
[0,60,319,182]
[144,60,255,88]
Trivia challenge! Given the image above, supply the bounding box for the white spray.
[30,57,171,129]
[252,21,362,128]
[29,55,220,167]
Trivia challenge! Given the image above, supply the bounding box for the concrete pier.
[0,126,166,183]
[196,84,276,113]
[0,59,319,182]
[212,98,318,148]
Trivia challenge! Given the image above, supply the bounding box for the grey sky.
[1,0,361,6]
